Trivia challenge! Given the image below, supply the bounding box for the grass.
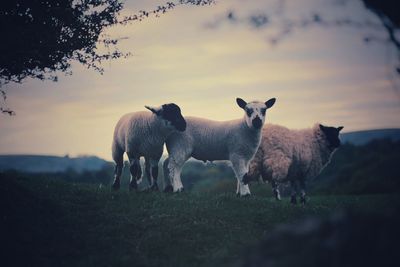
[1,173,399,267]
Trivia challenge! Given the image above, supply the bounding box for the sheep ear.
[337,126,344,132]
[236,98,247,109]
[145,105,162,115]
[265,98,276,109]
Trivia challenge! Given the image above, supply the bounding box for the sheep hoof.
[241,193,251,198]
[141,187,151,193]
[129,182,138,192]
[175,187,184,193]
[163,185,173,193]
[111,182,120,191]
[242,173,251,185]
[274,190,281,201]
[150,183,159,191]
[290,196,297,205]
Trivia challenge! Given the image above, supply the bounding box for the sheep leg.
[260,168,270,183]
[169,161,183,192]
[267,155,291,201]
[149,159,159,191]
[163,157,173,192]
[235,178,250,196]
[299,179,307,205]
[271,180,281,201]
[262,169,281,200]
[290,180,298,204]
[167,158,185,193]
[111,147,123,191]
[144,159,151,191]
[128,158,141,191]
[112,163,123,191]
[231,157,251,197]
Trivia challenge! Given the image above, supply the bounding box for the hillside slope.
[1,173,398,267]
[340,128,400,145]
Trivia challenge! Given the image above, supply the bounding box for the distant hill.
[340,128,400,145]
[0,128,399,174]
[0,155,107,173]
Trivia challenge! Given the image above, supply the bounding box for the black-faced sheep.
[247,123,343,204]
[163,97,276,196]
[111,103,186,191]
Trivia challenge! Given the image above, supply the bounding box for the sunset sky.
[1,0,399,160]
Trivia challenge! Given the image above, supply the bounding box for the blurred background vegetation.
[2,135,399,196]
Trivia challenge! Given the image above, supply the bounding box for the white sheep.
[111,103,186,191]
[247,123,343,204]
[163,97,276,196]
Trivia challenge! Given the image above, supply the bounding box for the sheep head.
[319,124,344,149]
[145,103,186,132]
[236,97,276,130]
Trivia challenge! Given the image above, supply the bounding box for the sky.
[0,0,399,160]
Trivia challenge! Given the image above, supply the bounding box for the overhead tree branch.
[0,0,216,115]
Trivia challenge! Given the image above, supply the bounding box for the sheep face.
[236,98,276,130]
[146,103,186,132]
[319,124,344,149]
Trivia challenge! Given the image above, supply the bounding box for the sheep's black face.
[237,97,276,130]
[319,124,344,149]
[161,103,186,132]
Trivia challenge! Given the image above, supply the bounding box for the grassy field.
[2,173,399,267]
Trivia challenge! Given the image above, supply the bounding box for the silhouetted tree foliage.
[0,0,125,85]
[0,0,214,114]
[363,0,399,50]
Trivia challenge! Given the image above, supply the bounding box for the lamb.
[163,97,276,196]
[111,103,186,191]
[247,123,343,204]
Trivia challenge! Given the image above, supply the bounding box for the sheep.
[247,123,343,204]
[111,103,186,191]
[163,97,276,196]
